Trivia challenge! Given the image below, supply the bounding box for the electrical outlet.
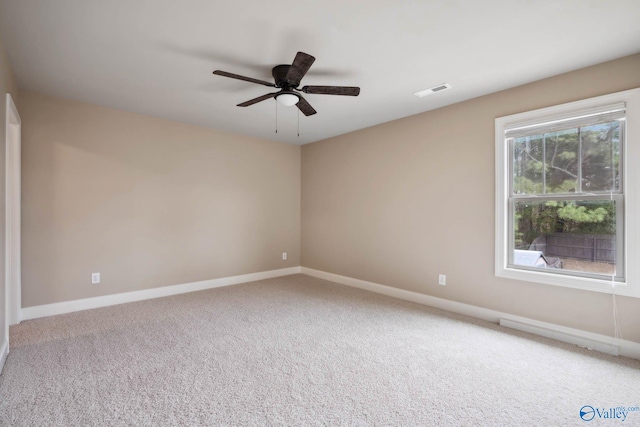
[438,274,446,286]
[282,252,287,261]
[92,272,101,284]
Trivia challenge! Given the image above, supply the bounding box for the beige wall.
[21,91,300,307]
[1,36,19,344]
[302,54,640,344]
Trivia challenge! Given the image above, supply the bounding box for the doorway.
[4,93,21,357]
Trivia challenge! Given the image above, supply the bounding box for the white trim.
[21,267,301,321]
[0,337,7,375]
[495,88,640,298]
[5,93,21,327]
[300,267,640,360]
[17,265,640,361]
[499,318,619,356]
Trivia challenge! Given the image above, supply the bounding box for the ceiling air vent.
[414,83,451,98]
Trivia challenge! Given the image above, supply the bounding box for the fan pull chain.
[297,108,300,137]
[275,101,278,134]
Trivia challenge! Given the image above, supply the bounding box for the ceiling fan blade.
[301,86,360,96]
[237,92,278,107]
[296,95,317,116]
[213,70,276,87]
[285,52,316,86]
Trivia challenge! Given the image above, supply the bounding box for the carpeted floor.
[1,274,639,426]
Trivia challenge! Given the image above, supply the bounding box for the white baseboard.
[300,267,640,360]
[499,318,619,356]
[0,337,8,375]
[21,267,301,321]
[16,265,640,360]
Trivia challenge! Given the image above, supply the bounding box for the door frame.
[5,93,21,330]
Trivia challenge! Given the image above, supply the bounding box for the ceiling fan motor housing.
[272,65,295,88]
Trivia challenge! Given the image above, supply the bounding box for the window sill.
[496,266,639,298]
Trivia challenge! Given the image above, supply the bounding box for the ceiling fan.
[213,51,360,116]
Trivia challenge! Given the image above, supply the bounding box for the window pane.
[511,121,622,196]
[544,129,579,194]
[512,135,544,195]
[513,200,618,277]
[581,121,621,192]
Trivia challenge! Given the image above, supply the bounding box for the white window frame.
[495,88,640,298]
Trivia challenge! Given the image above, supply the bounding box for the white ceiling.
[1,0,639,145]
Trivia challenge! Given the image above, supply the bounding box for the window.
[495,89,640,297]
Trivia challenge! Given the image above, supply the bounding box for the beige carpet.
[1,274,640,426]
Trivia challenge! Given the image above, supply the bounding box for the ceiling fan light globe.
[276,93,299,107]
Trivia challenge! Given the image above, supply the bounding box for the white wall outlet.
[438,274,446,286]
[282,252,287,261]
[91,272,101,284]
